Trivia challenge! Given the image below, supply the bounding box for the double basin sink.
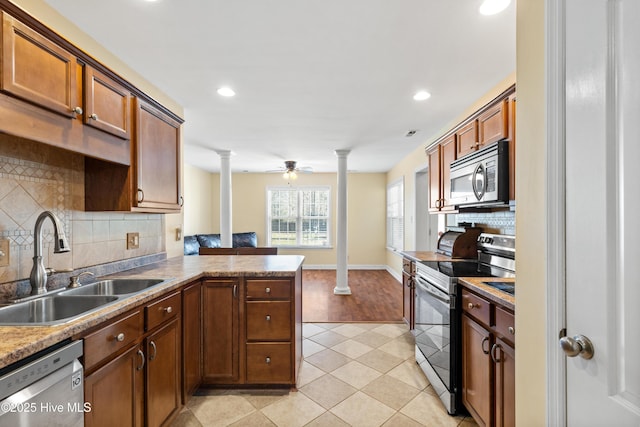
[0,278,171,326]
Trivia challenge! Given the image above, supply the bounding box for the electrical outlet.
[176,227,182,241]
[126,232,140,250]
[0,239,9,267]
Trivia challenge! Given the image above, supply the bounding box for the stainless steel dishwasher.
[0,340,84,426]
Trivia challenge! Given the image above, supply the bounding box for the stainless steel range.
[413,233,515,415]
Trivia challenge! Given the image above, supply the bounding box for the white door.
[564,0,640,425]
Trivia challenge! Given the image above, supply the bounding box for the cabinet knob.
[265,287,271,294]
[468,302,479,310]
[115,333,125,342]
[89,113,99,120]
[265,357,271,364]
[266,315,271,321]
[508,326,515,335]
[163,306,173,314]
[73,106,83,115]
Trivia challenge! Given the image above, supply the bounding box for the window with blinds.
[267,186,331,248]
[387,178,404,251]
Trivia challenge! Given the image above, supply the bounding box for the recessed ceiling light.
[413,91,431,101]
[479,0,511,15]
[217,87,236,97]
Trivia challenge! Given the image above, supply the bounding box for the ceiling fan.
[267,160,313,181]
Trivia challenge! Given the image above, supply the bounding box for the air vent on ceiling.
[405,130,418,137]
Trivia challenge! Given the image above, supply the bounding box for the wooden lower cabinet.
[83,292,182,427]
[201,271,302,387]
[182,281,202,400]
[84,344,144,427]
[146,318,181,427]
[461,314,493,427]
[494,337,515,427]
[202,279,240,384]
[461,288,515,427]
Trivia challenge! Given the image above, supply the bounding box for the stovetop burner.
[418,260,505,278]
[483,281,515,295]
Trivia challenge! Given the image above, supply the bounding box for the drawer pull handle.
[266,315,271,321]
[508,326,515,335]
[162,306,173,314]
[115,333,125,342]
[491,343,503,363]
[265,357,271,364]
[265,287,271,294]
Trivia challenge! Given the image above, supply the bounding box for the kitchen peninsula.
[0,255,303,426]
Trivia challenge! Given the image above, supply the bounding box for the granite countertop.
[400,251,464,263]
[0,255,304,370]
[458,277,515,311]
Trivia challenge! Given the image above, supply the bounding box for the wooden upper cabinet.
[1,11,80,118]
[427,134,457,213]
[456,120,478,158]
[134,98,182,212]
[84,65,131,139]
[427,144,441,213]
[478,98,508,148]
[440,135,456,211]
[508,94,516,201]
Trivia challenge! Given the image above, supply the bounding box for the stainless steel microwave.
[449,140,509,208]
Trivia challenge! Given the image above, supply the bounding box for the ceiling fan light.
[479,0,511,15]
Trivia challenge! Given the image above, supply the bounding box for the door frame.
[545,0,567,425]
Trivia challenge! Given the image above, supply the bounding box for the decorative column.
[216,150,233,248]
[334,149,351,295]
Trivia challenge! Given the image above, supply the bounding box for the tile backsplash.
[0,135,165,300]
[447,210,515,235]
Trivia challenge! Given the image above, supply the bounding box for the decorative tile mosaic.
[447,210,515,235]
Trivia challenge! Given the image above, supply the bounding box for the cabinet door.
[493,339,515,427]
[456,120,478,158]
[402,272,414,328]
[462,314,492,427]
[1,12,79,117]
[440,135,456,211]
[182,281,202,400]
[146,318,182,427]
[84,345,144,427]
[84,65,131,139]
[427,144,441,212]
[478,99,508,148]
[508,94,516,201]
[202,279,240,383]
[134,98,182,211]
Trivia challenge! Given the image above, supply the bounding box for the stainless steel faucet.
[29,211,71,295]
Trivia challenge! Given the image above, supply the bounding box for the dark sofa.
[184,232,258,255]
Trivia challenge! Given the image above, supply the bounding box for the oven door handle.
[415,277,449,304]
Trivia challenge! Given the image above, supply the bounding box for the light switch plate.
[0,239,9,267]
[126,232,140,250]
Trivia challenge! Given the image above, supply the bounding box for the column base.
[333,286,352,296]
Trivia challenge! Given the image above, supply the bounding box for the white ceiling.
[43,0,515,173]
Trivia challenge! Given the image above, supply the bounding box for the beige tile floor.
[172,323,479,427]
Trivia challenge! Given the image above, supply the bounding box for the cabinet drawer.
[246,279,290,300]
[246,343,291,384]
[83,309,143,371]
[461,289,490,326]
[246,301,291,341]
[146,291,181,331]
[494,305,515,345]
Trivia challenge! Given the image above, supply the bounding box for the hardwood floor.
[302,270,403,323]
